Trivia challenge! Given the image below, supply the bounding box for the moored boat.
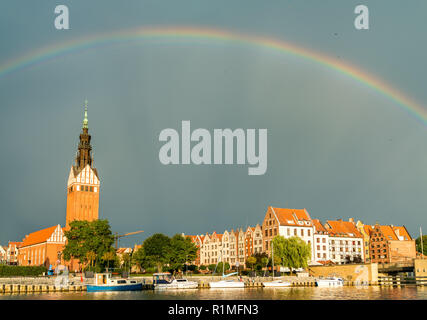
[86,273,143,292]
[262,279,291,287]
[209,272,245,288]
[315,277,344,287]
[262,241,291,288]
[153,273,198,289]
[209,279,245,288]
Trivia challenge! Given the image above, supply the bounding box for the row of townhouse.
[262,207,365,264]
[188,225,263,268]
[188,206,416,267]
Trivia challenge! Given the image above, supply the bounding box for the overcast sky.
[1,1,426,247]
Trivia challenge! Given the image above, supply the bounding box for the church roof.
[20,225,60,248]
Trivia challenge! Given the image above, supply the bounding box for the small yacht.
[262,242,291,288]
[153,273,198,289]
[86,273,142,292]
[315,277,344,287]
[262,279,291,288]
[209,272,245,288]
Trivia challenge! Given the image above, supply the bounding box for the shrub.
[208,264,217,272]
[187,264,198,272]
[0,265,47,277]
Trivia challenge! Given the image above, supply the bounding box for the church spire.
[83,99,88,129]
[75,100,93,169]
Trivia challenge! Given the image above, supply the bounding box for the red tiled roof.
[371,224,412,241]
[270,207,312,226]
[363,225,374,235]
[312,219,327,233]
[392,226,412,240]
[379,226,398,241]
[8,242,22,247]
[20,225,58,248]
[325,220,363,238]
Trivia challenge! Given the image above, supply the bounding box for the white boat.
[315,277,344,287]
[262,242,291,288]
[153,273,198,289]
[262,279,291,287]
[209,265,245,289]
[209,279,245,288]
[208,251,245,288]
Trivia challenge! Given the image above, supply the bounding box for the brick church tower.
[65,101,100,228]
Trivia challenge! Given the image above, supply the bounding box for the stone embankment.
[0,275,397,294]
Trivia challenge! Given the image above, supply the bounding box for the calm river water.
[1,286,427,300]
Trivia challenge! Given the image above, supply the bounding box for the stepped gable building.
[0,245,6,263]
[262,207,314,259]
[185,235,203,266]
[5,242,21,265]
[367,224,415,264]
[18,225,66,267]
[245,225,263,257]
[65,101,100,229]
[356,220,374,262]
[324,218,364,264]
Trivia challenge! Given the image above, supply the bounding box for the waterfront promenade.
[1,274,426,294]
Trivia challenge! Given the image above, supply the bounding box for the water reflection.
[1,286,426,300]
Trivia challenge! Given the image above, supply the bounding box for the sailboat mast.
[223,250,225,276]
[272,241,274,280]
[421,227,424,259]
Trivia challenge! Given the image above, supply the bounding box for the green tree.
[141,233,172,272]
[86,251,96,271]
[217,262,230,274]
[169,234,198,272]
[208,264,217,272]
[246,256,257,270]
[261,257,269,270]
[416,236,427,256]
[102,251,116,271]
[132,247,150,272]
[62,220,115,270]
[250,252,269,271]
[121,253,131,270]
[272,236,311,274]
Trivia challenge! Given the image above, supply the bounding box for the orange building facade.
[368,224,415,264]
[18,225,66,268]
[65,104,100,228]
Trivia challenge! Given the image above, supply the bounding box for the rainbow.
[1,26,426,125]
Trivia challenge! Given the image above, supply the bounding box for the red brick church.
[17,101,100,271]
